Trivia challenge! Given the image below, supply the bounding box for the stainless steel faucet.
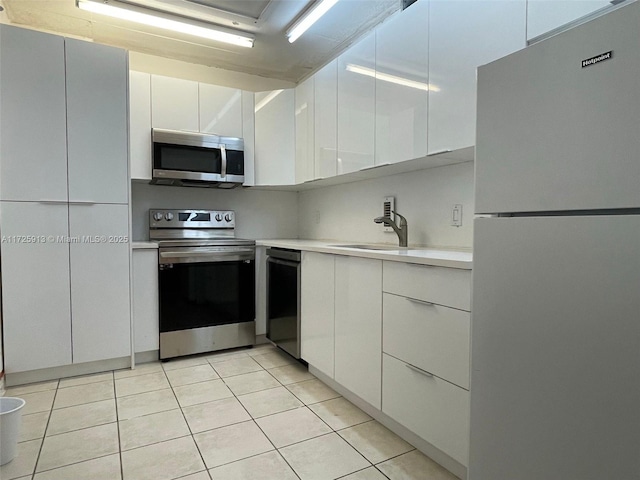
[374,210,408,247]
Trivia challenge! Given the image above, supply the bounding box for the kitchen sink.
[330,244,403,251]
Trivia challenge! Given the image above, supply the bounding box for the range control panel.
[149,209,235,229]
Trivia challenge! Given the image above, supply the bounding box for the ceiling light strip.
[286,0,339,43]
[345,64,439,92]
[77,0,254,48]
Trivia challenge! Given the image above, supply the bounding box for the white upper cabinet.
[0,26,67,202]
[129,71,152,181]
[151,75,199,132]
[337,31,376,174]
[427,0,526,155]
[314,60,338,179]
[199,83,243,138]
[65,39,129,204]
[242,91,256,186]
[254,89,295,185]
[375,0,429,165]
[295,76,315,184]
[526,0,612,41]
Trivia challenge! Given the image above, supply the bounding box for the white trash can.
[0,397,26,465]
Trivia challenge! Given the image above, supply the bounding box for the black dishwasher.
[266,248,301,359]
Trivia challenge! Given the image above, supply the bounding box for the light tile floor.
[2,344,458,480]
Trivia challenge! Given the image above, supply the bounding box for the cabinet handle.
[407,297,435,307]
[427,149,452,157]
[68,202,96,206]
[220,145,227,178]
[406,363,434,377]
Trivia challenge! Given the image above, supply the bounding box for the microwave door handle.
[220,145,227,178]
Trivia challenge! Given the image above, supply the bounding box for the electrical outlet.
[452,204,462,227]
[383,196,395,232]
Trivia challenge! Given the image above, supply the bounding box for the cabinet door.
[66,39,129,204]
[151,75,199,132]
[130,71,152,181]
[133,249,159,353]
[199,83,243,137]
[337,32,376,174]
[254,89,295,185]
[0,26,67,202]
[242,91,256,186]
[314,60,338,179]
[527,0,612,41]
[375,0,429,165]
[334,256,382,408]
[295,77,315,184]
[1,202,72,372]
[69,204,131,364]
[301,252,334,378]
[428,0,526,154]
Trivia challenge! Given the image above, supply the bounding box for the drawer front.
[382,353,469,466]
[383,293,470,389]
[383,261,471,311]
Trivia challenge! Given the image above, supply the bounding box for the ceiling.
[1,0,401,83]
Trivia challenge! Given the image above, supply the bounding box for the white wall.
[131,183,298,241]
[298,162,474,249]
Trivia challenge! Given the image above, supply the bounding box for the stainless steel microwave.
[151,129,245,188]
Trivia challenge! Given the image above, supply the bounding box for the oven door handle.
[267,257,300,268]
[159,249,254,264]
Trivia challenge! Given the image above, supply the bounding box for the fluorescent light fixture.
[345,64,440,92]
[255,90,284,113]
[286,0,339,43]
[77,0,254,48]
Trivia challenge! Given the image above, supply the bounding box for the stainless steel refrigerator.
[470,2,640,479]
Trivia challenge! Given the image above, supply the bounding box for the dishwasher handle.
[267,256,300,269]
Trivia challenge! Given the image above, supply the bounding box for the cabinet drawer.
[383,293,469,389]
[382,353,469,466]
[383,261,471,311]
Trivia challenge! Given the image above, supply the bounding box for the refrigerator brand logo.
[582,51,613,68]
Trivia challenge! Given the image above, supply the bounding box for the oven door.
[158,246,255,358]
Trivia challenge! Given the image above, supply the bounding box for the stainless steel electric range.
[149,209,255,360]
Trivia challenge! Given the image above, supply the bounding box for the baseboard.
[5,356,132,387]
[309,365,467,480]
[135,350,159,364]
[0,375,5,397]
[255,334,269,345]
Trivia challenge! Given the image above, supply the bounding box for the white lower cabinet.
[1,202,72,373]
[69,204,131,364]
[382,353,469,466]
[334,256,382,409]
[133,248,159,353]
[300,252,335,378]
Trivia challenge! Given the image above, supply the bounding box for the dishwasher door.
[266,248,301,359]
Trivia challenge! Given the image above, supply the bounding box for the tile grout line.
[110,370,125,480]
[29,380,60,479]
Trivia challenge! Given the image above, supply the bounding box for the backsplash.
[131,183,298,241]
[298,161,474,249]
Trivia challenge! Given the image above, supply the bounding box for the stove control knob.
[215,213,223,222]
[224,213,233,222]
[165,212,174,221]
[153,212,164,221]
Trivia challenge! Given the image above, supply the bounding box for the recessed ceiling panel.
[184,0,272,20]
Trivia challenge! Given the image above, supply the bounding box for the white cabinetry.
[65,39,129,204]
[242,91,256,186]
[427,0,526,155]
[129,71,152,180]
[375,0,429,165]
[337,32,376,174]
[526,0,612,41]
[132,248,159,353]
[334,256,382,409]
[314,60,338,179]
[69,204,131,364]
[300,252,335,378]
[1,202,72,372]
[0,26,67,202]
[199,83,243,138]
[295,77,315,184]
[254,89,295,185]
[151,75,199,132]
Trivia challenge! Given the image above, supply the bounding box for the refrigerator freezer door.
[475,1,640,214]
[470,216,640,480]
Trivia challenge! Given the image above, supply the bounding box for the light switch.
[452,204,462,227]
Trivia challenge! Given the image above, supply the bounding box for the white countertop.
[132,241,159,250]
[256,239,472,270]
